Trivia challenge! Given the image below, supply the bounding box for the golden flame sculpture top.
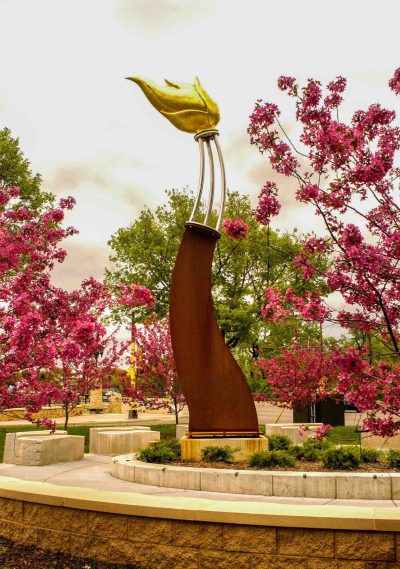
[126,76,220,134]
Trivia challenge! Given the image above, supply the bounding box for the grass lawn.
[0,423,177,463]
[0,423,359,463]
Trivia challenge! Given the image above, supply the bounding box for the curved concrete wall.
[112,455,400,500]
[1,476,400,567]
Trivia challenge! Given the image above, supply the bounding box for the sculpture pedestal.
[181,436,268,462]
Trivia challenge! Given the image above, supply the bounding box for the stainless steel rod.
[204,139,215,225]
[189,138,205,222]
[214,135,226,232]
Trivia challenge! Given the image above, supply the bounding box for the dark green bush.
[360,446,381,463]
[322,446,360,470]
[289,444,305,460]
[138,439,181,463]
[201,445,238,463]
[302,438,332,461]
[267,434,292,451]
[387,449,400,468]
[248,450,296,468]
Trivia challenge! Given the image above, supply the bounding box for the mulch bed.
[0,537,138,569]
[169,460,399,473]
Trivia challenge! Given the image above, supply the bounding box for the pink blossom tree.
[133,315,185,424]
[248,69,400,436]
[0,184,154,429]
[255,342,339,410]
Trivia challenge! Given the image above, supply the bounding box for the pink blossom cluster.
[256,342,338,409]
[0,187,153,426]
[248,69,400,437]
[118,283,155,309]
[253,182,281,226]
[222,218,249,241]
[261,287,328,324]
[132,315,185,418]
[314,424,332,441]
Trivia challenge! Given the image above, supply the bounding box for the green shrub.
[387,449,400,468]
[322,447,360,470]
[201,445,238,463]
[302,438,332,461]
[267,434,292,451]
[289,444,305,460]
[360,446,381,463]
[138,439,181,463]
[248,450,296,468]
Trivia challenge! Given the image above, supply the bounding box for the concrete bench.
[3,431,84,466]
[361,433,400,449]
[89,426,159,456]
[265,423,324,444]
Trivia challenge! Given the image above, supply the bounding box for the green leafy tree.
[0,127,54,210]
[106,189,329,372]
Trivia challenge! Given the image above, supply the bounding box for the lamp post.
[128,340,138,419]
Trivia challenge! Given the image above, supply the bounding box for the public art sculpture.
[127,76,260,437]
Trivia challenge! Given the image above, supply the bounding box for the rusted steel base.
[169,222,259,436]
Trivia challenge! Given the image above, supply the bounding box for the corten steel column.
[127,76,260,437]
[169,221,259,435]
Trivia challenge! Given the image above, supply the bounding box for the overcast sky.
[1,0,400,293]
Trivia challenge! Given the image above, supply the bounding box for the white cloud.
[0,0,399,290]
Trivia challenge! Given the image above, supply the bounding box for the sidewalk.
[0,454,397,509]
[0,411,189,428]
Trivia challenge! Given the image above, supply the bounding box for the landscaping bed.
[137,428,400,472]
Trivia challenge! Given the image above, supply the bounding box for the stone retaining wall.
[112,455,400,500]
[2,476,400,568]
[1,496,400,567]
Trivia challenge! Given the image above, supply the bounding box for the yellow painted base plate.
[180,436,268,462]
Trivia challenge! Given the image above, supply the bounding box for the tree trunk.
[64,402,69,431]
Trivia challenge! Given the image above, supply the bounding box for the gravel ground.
[0,538,140,569]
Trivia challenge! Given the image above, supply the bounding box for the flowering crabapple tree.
[255,341,339,410]
[0,186,77,426]
[133,315,185,424]
[248,68,400,436]
[0,184,154,429]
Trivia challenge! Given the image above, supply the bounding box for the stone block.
[199,550,253,569]
[180,436,268,462]
[335,530,395,561]
[176,424,188,439]
[91,429,159,455]
[37,528,71,554]
[0,497,24,520]
[3,432,84,465]
[128,516,173,544]
[252,554,308,569]
[160,465,201,490]
[278,528,334,558]
[279,425,319,444]
[265,423,322,436]
[173,521,223,549]
[336,473,391,500]
[111,456,136,483]
[200,469,272,496]
[134,463,162,485]
[223,525,276,553]
[361,434,400,449]
[88,512,128,539]
[89,426,150,453]
[272,472,336,498]
[24,503,87,534]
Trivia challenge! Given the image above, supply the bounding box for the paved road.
[0,404,364,428]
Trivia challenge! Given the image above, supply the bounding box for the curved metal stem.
[203,139,215,225]
[189,138,205,222]
[214,136,226,233]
